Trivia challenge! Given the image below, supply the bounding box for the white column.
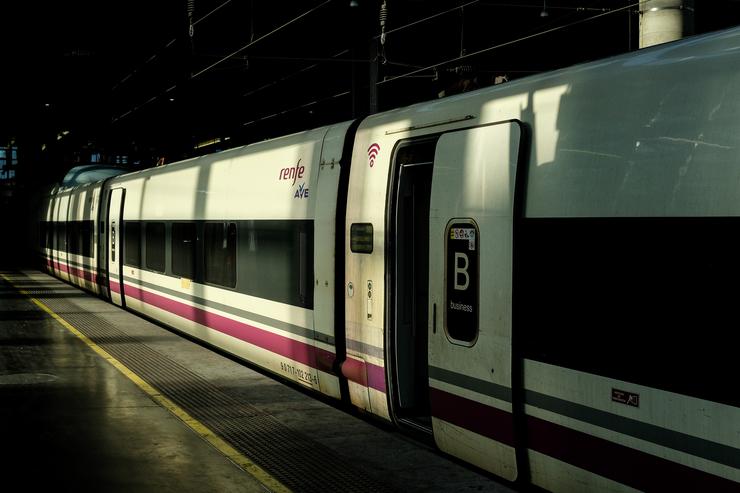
[639,0,694,48]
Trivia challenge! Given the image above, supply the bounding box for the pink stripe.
[366,362,386,392]
[123,282,387,392]
[430,387,515,446]
[125,283,319,366]
[45,256,97,284]
[41,256,387,394]
[342,357,386,393]
[68,265,97,283]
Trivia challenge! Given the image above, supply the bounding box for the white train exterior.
[38,26,740,492]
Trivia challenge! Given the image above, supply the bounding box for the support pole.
[639,0,694,48]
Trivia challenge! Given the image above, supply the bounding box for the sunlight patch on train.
[533,85,570,166]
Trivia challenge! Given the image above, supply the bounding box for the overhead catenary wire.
[375,0,481,41]
[190,0,333,79]
[241,49,351,98]
[112,0,234,91]
[116,0,501,116]
[377,1,640,86]
[239,1,639,128]
[115,1,635,126]
[112,0,334,123]
[242,1,481,102]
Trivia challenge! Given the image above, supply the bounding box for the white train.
[39,26,740,492]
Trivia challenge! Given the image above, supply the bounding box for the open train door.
[107,187,125,307]
[428,121,521,481]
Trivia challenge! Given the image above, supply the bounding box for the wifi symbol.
[367,143,380,167]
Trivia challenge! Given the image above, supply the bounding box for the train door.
[50,196,63,277]
[107,188,125,307]
[96,186,110,299]
[428,122,521,481]
[55,193,71,282]
[388,138,437,432]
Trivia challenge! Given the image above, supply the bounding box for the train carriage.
[38,25,740,492]
[40,181,106,292]
[99,122,354,399]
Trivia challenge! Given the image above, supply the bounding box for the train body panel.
[41,182,105,293]
[524,360,740,491]
[35,26,740,492]
[96,122,353,397]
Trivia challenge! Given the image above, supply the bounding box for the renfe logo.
[279,159,304,185]
[367,143,380,167]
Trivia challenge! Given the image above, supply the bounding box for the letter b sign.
[454,252,470,290]
[445,221,479,342]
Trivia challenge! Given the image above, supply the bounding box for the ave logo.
[294,182,309,199]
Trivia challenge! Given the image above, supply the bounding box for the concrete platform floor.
[0,270,517,493]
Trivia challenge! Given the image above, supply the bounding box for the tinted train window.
[80,221,93,257]
[67,222,80,254]
[518,217,740,408]
[56,222,66,251]
[39,222,48,249]
[204,222,237,288]
[124,221,141,267]
[350,223,373,253]
[240,220,313,308]
[172,222,196,279]
[145,222,166,273]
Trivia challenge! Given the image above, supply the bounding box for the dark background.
[2,0,740,263]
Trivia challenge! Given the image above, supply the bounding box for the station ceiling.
[2,0,740,175]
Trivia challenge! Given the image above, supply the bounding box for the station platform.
[0,270,516,493]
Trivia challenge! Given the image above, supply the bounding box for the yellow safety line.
[1,273,290,493]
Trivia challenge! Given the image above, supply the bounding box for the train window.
[172,222,196,279]
[518,216,740,408]
[444,220,479,344]
[350,223,373,253]
[80,221,93,257]
[145,222,166,273]
[124,221,142,267]
[240,220,314,308]
[204,222,237,288]
[68,221,80,255]
[39,222,47,249]
[56,221,66,251]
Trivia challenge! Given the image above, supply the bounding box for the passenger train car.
[38,26,740,492]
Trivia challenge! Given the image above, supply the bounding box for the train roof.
[357,24,740,130]
[59,165,128,188]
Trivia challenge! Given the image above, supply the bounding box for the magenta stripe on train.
[430,387,515,446]
[431,386,736,490]
[45,257,98,284]
[120,281,387,393]
[527,414,739,492]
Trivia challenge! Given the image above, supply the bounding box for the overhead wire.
[116,1,636,130]
[241,0,482,103]
[116,0,489,119]
[112,0,234,91]
[112,0,334,123]
[375,0,481,41]
[377,1,640,86]
[191,0,333,79]
[238,1,639,127]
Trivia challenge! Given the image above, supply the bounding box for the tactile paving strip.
[11,273,395,493]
